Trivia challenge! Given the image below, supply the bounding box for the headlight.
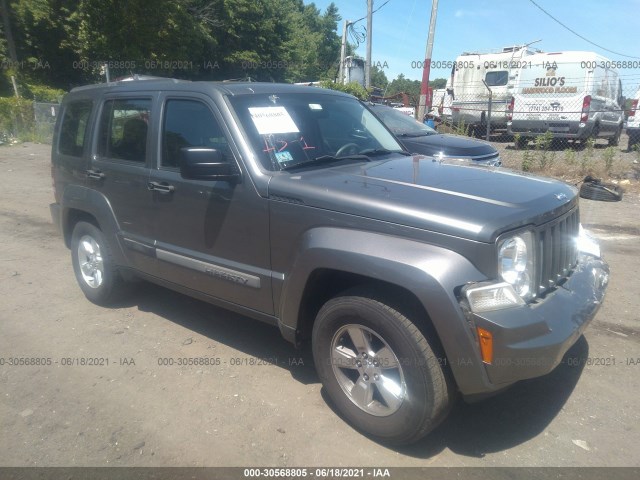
[498,231,535,300]
[577,224,601,258]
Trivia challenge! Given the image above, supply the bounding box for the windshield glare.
[229,93,404,170]
[373,106,436,136]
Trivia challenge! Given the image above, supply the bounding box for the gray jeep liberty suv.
[50,79,609,445]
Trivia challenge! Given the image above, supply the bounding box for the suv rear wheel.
[312,292,453,445]
[71,221,126,305]
[608,125,622,146]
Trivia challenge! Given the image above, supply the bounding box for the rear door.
[89,94,157,273]
[147,93,273,314]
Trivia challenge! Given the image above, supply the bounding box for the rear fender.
[61,185,126,265]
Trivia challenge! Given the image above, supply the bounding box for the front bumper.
[462,254,609,388]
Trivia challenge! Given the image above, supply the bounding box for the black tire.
[464,125,474,137]
[515,136,528,149]
[71,221,127,305]
[579,181,623,202]
[628,131,640,152]
[312,292,453,445]
[608,125,622,147]
[474,125,486,139]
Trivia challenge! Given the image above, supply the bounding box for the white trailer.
[507,51,624,146]
[448,45,537,136]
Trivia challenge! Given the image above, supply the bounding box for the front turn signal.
[476,327,493,364]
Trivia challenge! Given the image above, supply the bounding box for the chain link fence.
[0,101,60,144]
[33,102,60,144]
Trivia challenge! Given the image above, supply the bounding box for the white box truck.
[507,51,624,147]
[448,45,537,136]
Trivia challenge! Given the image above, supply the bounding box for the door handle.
[86,169,105,180]
[148,181,175,193]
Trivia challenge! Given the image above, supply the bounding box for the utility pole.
[338,19,349,84]
[418,0,439,122]
[365,0,373,89]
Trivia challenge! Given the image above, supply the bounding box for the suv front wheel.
[312,292,453,445]
[71,221,126,305]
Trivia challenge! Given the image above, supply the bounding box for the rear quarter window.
[58,100,93,157]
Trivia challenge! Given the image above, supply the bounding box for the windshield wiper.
[280,154,372,171]
[397,132,434,138]
[359,148,411,157]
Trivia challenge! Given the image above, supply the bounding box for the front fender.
[279,227,496,394]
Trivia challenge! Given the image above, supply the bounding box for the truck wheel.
[312,293,453,445]
[608,126,622,146]
[515,136,529,149]
[628,132,640,151]
[71,221,126,305]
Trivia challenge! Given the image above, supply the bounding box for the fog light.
[465,282,525,313]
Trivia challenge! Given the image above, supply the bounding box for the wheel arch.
[295,270,452,372]
[277,227,491,393]
[60,185,125,264]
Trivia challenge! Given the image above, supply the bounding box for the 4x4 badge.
[555,192,568,201]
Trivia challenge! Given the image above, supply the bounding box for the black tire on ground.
[474,125,486,139]
[465,125,475,138]
[628,131,640,152]
[515,136,528,149]
[312,291,454,445]
[579,181,623,202]
[71,221,127,305]
[608,125,622,147]
[550,137,566,149]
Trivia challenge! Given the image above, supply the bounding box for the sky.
[309,0,640,95]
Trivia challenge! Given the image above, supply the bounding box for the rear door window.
[98,99,151,163]
[58,100,93,157]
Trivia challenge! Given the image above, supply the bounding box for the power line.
[347,1,392,49]
[351,0,391,26]
[528,0,640,60]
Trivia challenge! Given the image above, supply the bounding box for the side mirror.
[179,147,240,182]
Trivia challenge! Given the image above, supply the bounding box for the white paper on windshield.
[248,107,299,135]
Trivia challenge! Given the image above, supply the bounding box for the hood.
[268,154,577,243]
[398,133,498,159]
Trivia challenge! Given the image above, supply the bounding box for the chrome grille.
[536,208,580,296]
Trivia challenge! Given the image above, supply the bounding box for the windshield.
[371,105,437,137]
[229,92,404,170]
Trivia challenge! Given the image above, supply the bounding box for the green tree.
[429,78,446,89]
[386,74,421,104]
[369,64,388,89]
[1,0,344,87]
[73,0,213,79]
[319,80,368,101]
[6,0,81,89]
